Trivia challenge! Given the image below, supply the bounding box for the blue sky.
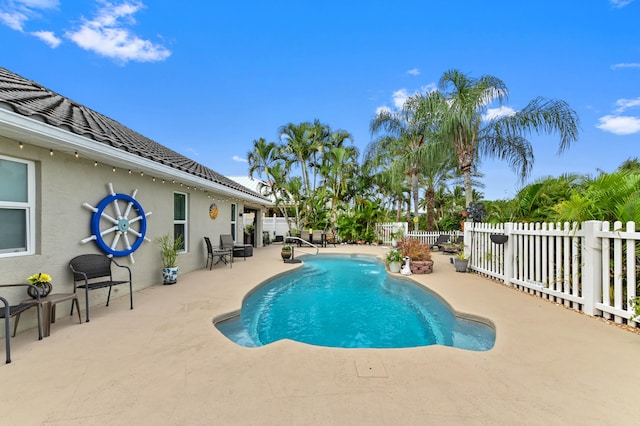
[1,0,639,200]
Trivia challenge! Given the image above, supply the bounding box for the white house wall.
[1,138,243,335]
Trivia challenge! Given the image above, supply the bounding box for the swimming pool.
[215,254,495,350]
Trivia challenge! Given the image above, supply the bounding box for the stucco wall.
[1,138,244,334]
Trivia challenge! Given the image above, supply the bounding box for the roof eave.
[0,109,272,206]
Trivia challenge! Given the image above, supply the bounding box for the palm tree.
[618,157,640,173]
[417,143,458,230]
[417,69,580,208]
[555,170,640,223]
[369,98,433,227]
[278,121,316,197]
[510,173,585,222]
[247,137,279,181]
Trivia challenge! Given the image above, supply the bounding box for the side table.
[19,293,81,337]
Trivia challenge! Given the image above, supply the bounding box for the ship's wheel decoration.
[81,183,152,263]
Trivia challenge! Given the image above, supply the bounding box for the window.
[0,155,35,256]
[231,203,237,241]
[173,192,187,252]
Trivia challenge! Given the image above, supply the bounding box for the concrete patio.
[3,244,639,425]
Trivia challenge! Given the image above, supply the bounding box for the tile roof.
[0,67,267,201]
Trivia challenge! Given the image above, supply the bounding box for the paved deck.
[3,245,639,425]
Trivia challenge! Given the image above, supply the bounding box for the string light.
[19,142,23,149]
[74,151,79,158]
[140,171,144,177]
[94,161,98,167]
[162,179,165,184]
[152,177,156,182]
[112,166,116,172]
[128,169,132,174]
[49,149,53,156]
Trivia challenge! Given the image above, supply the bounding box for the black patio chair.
[1,283,43,364]
[69,254,133,322]
[430,234,451,251]
[442,236,465,254]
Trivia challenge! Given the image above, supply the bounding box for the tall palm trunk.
[411,172,420,230]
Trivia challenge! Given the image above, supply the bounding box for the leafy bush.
[385,249,403,263]
[401,237,432,261]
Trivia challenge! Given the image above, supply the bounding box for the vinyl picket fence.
[377,220,639,328]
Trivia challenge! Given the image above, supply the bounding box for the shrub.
[385,249,403,263]
[401,237,432,261]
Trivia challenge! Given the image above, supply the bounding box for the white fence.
[466,221,638,327]
[376,220,638,328]
[262,215,293,240]
[376,222,461,246]
[376,222,409,244]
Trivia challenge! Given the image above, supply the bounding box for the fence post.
[503,222,514,286]
[463,222,472,260]
[582,221,602,316]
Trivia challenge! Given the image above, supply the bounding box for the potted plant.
[244,224,254,245]
[26,272,53,298]
[156,234,183,284]
[281,245,293,260]
[391,227,404,247]
[385,249,403,273]
[401,238,434,274]
[454,248,470,273]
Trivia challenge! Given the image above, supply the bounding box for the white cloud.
[614,97,640,113]
[65,1,171,63]
[375,106,391,115]
[31,29,61,47]
[0,9,27,30]
[0,0,58,31]
[483,106,516,121]
[420,83,437,93]
[392,89,409,109]
[611,63,640,70]
[597,96,640,135]
[610,0,635,7]
[407,68,420,76]
[596,115,640,135]
[20,0,59,7]
[232,155,248,163]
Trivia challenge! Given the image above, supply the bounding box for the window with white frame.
[173,192,187,252]
[0,155,35,256]
[231,203,237,241]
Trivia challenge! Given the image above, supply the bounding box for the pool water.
[216,255,495,350]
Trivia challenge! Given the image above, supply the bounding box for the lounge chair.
[430,234,451,251]
[442,236,464,254]
[325,233,338,247]
[312,230,324,247]
[1,283,43,363]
